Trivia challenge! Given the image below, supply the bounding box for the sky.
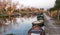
[12,0,56,9]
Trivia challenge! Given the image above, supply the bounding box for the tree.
[54,0,60,20]
[49,0,60,20]
[54,0,60,10]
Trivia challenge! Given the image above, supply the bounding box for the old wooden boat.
[32,20,44,27]
[28,25,45,35]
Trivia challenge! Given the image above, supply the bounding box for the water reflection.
[0,15,37,35]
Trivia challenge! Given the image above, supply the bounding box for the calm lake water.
[0,16,37,35]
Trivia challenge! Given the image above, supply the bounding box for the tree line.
[0,0,44,19]
[48,0,60,20]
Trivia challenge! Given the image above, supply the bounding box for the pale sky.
[12,0,56,9]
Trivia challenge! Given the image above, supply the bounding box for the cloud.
[12,0,56,9]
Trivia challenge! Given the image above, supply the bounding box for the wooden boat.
[28,25,45,35]
[37,13,44,20]
[32,20,44,27]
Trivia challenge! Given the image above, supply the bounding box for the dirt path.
[44,13,60,35]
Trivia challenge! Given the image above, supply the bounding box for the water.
[3,16,37,35]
